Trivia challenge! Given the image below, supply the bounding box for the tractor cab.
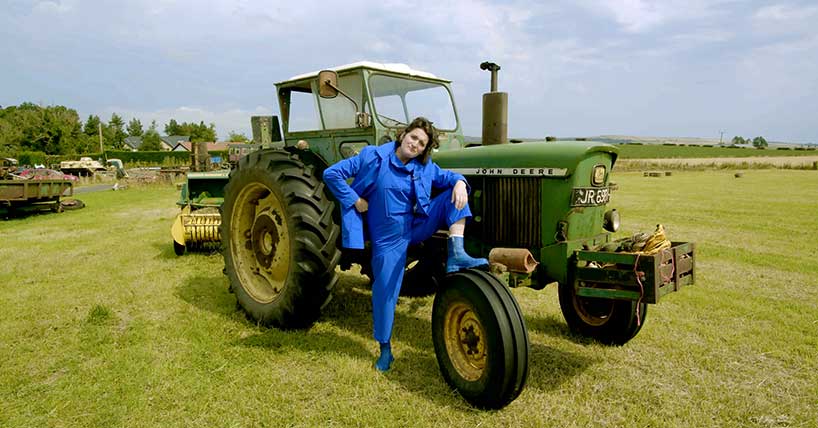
[273,62,467,166]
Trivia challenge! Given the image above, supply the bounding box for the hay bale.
[734,172,744,178]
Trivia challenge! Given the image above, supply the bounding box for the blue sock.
[375,341,394,372]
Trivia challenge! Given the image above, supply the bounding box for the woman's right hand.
[354,198,369,213]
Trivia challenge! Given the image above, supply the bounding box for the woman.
[323,117,488,372]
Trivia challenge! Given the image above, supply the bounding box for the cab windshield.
[368,74,457,131]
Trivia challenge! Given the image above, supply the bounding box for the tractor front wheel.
[558,279,647,345]
[221,149,341,328]
[432,269,529,409]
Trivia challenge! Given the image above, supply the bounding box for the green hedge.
[37,150,230,168]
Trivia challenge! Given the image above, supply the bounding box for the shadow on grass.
[175,274,236,317]
[525,314,600,346]
[176,271,596,408]
[152,240,222,260]
[526,343,598,392]
[234,329,372,361]
[320,274,435,350]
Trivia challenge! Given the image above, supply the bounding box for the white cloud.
[754,3,818,21]
[752,3,818,35]
[583,0,730,33]
[33,0,74,14]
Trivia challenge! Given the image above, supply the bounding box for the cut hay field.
[1,170,817,427]
[614,144,817,159]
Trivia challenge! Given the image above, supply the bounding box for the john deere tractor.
[220,61,695,409]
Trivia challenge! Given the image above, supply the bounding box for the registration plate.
[571,187,611,207]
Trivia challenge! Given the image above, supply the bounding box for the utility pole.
[719,130,724,145]
[98,123,103,154]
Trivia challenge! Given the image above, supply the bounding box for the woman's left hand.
[452,180,468,210]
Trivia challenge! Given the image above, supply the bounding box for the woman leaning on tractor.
[323,117,488,372]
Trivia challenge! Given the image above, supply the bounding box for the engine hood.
[432,140,618,176]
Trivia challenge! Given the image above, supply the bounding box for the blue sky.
[1,0,816,143]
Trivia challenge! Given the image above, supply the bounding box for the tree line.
[0,102,247,157]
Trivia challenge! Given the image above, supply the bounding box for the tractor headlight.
[592,165,606,186]
[603,209,620,232]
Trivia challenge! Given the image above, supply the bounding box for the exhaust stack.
[480,61,508,145]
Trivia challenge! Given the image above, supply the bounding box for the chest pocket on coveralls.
[381,173,415,239]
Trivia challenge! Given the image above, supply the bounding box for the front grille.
[473,177,541,247]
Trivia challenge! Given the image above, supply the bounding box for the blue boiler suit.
[323,142,473,343]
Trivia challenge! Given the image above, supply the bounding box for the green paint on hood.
[433,140,618,173]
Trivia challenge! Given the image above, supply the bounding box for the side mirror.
[318,70,339,98]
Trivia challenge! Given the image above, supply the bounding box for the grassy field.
[614,144,817,159]
[2,170,817,427]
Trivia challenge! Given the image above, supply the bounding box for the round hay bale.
[734,172,744,178]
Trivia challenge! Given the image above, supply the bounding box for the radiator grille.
[475,177,541,247]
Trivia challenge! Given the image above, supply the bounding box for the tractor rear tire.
[558,279,647,345]
[221,149,341,329]
[432,269,529,409]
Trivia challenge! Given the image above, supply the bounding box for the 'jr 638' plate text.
[571,187,611,207]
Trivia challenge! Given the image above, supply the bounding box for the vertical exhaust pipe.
[481,61,508,145]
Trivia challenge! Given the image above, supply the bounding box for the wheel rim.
[572,281,615,327]
[230,181,290,303]
[443,301,487,382]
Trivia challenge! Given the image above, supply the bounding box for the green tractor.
[219,61,695,409]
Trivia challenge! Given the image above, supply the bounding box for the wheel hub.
[573,281,615,327]
[444,302,486,382]
[251,212,279,267]
[230,183,291,304]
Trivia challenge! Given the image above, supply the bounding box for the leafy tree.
[0,111,23,155]
[730,136,746,146]
[127,118,143,136]
[141,120,163,151]
[164,119,182,136]
[83,114,102,136]
[227,131,249,142]
[163,119,217,142]
[192,121,217,142]
[107,113,126,149]
[0,103,85,155]
[752,136,768,148]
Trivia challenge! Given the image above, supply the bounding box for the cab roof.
[278,61,450,86]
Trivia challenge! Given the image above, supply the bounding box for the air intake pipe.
[480,61,508,145]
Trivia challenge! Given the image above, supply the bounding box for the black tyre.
[432,269,529,409]
[221,149,341,329]
[60,199,85,210]
[558,278,647,345]
[173,241,186,256]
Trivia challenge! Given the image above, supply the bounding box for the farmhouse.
[122,135,190,151]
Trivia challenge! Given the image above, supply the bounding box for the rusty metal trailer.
[0,179,74,217]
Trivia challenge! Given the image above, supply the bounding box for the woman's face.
[397,127,429,162]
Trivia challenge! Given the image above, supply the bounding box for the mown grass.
[1,170,816,427]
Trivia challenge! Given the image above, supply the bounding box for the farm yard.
[1,167,816,427]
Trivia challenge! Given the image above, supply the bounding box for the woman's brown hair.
[396,117,440,164]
